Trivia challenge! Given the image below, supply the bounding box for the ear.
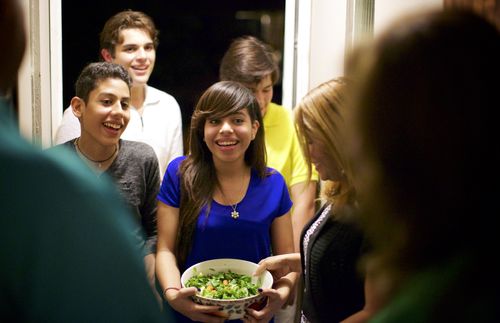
[101,48,113,62]
[70,96,84,119]
[251,120,260,140]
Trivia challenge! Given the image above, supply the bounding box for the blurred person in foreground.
[0,1,162,321]
[346,8,500,322]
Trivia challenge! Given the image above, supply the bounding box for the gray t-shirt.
[62,139,160,255]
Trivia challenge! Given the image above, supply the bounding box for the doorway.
[62,1,285,146]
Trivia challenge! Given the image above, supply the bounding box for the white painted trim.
[283,0,311,110]
[284,0,349,110]
[17,0,32,142]
[17,0,62,148]
[295,0,312,109]
[50,0,63,145]
[282,0,296,110]
[39,0,52,147]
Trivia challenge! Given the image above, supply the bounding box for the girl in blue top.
[156,81,297,322]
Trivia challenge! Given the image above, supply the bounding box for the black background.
[62,1,285,145]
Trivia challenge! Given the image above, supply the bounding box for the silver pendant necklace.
[230,204,239,219]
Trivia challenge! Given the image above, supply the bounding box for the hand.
[143,254,162,309]
[165,287,226,323]
[242,287,288,323]
[253,253,301,281]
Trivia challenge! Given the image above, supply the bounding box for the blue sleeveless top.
[158,156,292,271]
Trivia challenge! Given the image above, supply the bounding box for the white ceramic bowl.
[181,258,273,320]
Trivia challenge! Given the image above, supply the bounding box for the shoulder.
[146,85,180,106]
[163,156,186,182]
[166,155,186,171]
[264,103,293,129]
[170,155,186,167]
[259,167,287,184]
[121,140,155,155]
[119,140,159,167]
[267,102,292,119]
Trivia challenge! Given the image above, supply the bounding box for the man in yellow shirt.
[220,36,318,253]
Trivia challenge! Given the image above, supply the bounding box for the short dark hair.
[75,62,131,103]
[219,36,280,85]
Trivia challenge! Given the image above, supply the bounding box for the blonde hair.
[294,78,355,212]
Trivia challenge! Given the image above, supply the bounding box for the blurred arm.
[290,181,317,251]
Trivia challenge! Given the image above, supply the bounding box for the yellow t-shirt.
[263,102,319,188]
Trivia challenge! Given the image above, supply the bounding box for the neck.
[130,84,146,115]
[76,136,118,161]
[214,157,248,177]
[216,168,250,206]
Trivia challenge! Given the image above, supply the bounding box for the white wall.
[283,0,347,110]
[283,0,443,110]
[309,1,347,90]
[374,0,443,35]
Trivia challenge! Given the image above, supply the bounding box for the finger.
[256,288,280,299]
[194,304,223,313]
[253,262,267,276]
[245,307,271,322]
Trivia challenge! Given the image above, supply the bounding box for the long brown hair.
[176,81,267,266]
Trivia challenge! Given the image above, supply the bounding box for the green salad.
[185,268,260,299]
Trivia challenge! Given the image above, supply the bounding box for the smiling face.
[244,74,273,117]
[204,109,259,166]
[104,28,155,87]
[73,78,130,147]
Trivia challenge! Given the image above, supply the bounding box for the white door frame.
[18,0,62,148]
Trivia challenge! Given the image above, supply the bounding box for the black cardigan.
[300,203,366,323]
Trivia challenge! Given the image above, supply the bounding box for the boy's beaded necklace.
[74,138,118,169]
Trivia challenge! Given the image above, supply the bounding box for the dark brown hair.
[75,62,131,103]
[99,10,159,58]
[219,36,280,85]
